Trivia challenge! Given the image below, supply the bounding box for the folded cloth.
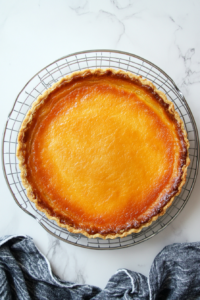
[0,235,200,299]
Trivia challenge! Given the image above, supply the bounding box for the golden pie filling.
[17,69,189,238]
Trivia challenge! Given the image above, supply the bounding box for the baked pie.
[17,68,190,239]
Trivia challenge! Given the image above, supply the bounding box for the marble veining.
[46,235,87,285]
[111,0,133,10]
[69,0,90,15]
[98,10,125,46]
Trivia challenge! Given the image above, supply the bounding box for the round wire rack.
[2,50,199,250]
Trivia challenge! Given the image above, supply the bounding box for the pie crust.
[17,68,190,239]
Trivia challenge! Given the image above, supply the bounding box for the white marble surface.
[0,0,200,289]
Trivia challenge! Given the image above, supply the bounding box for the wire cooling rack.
[2,50,199,250]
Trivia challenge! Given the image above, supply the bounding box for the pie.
[17,68,190,239]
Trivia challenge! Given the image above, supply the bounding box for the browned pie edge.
[17,68,190,239]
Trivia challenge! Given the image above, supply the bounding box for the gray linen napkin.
[0,235,200,299]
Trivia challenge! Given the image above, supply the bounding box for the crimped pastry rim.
[17,68,190,239]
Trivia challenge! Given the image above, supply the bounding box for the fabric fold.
[0,235,200,299]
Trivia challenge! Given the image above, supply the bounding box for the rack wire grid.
[2,50,199,250]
